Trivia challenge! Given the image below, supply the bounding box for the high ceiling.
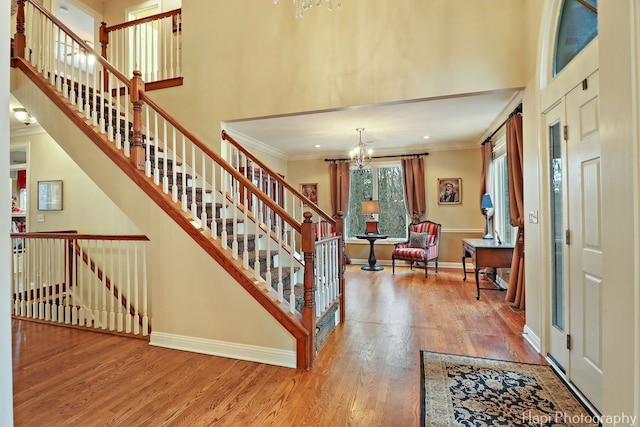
[11,2,523,161]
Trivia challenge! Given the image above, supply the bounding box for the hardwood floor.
[12,265,545,426]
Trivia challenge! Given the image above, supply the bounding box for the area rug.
[421,351,598,426]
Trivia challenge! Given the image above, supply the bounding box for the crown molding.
[222,128,290,161]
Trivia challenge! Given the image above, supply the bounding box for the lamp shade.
[361,200,380,215]
[481,193,493,209]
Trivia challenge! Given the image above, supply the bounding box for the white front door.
[566,70,603,411]
[544,100,570,373]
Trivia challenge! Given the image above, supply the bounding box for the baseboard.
[350,259,463,269]
[522,324,541,353]
[150,331,297,368]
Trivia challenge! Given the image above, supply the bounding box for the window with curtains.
[491,137,517,244]
[347,164,408,239]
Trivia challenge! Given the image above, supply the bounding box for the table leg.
[475,268,481,300]
[361,238,383,271]
[462,255,467,281]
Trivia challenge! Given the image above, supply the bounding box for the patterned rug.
[421,351,598,426]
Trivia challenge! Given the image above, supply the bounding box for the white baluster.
[277,219,283,302]
[117,239,124,332]
[201,152,208,231]
[64,238,71,323]
[243,171,249,270]
[153,111,160,185]
[179,132,185,207]
[101,240,107,329]
[145,105,151,176]
[109,240,116,331]
[107,72,115,142]
[254,196,262,282]
[125,243,132,333]
[221,170,228,250]
[191,145,197,220]
[71,239,79,325]
[161,18,167,80]
[265,213,272,290]
[232,179,239,259]
[78,241,86,326]
[211,161,217,239]
[124,86,130,158]
[142,243,149,336]
[162,119,169,193]
[92,62,98,127]
[92,240,100,328]
[133,242,140,335]
[169,13,175,78]
[173,128,179,203]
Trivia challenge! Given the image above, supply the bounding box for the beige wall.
[145,0,532,156]
[593,1,638,420]
[10,133,141,235]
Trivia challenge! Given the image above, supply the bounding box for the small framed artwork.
[38,180,63,211]
[438,178,462,205]
[300,183,318,205]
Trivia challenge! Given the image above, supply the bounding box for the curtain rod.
[481,103,522,146]
[324,152,429,162]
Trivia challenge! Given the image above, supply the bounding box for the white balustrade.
[10,233,150,336]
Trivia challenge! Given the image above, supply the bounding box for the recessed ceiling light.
[59,5,68,12]
[314,144,321,148]
[423,135,431,140]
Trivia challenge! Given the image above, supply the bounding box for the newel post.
[14,0,26,59]
[335,211,346,322]
[301,211,316,369]
[130,70,145,170]
[99,22,109,91]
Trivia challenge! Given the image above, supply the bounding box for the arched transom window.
[554,0,598,76]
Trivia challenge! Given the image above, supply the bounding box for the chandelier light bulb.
[350,127,372,171]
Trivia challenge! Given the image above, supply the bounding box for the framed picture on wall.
[37,180,63,211]
[300,183,318,205]
[438,178,461,204]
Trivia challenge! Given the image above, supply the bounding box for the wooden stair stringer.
[11,58,311,369]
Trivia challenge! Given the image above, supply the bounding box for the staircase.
[11,0,344,368]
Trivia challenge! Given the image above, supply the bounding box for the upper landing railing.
[100,8,182,87]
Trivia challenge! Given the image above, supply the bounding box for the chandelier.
[350,128,372,171]
[274,0,342,18]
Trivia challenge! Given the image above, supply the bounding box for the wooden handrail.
[102,8,181,33]
[11,233,149,241]
[140,95,302,234]
[222,130,336,225]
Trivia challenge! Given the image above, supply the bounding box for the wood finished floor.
[12,265,545,426]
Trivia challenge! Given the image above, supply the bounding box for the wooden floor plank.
[12,266,545,426]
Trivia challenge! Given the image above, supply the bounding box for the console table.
[462,238,514,300]
[356,234,388,271]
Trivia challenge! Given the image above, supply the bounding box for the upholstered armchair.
[392,220,442,276]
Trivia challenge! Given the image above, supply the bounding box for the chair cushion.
[409,231,429,248]
[393,247,427,261]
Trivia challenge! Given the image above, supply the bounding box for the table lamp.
[481,193,494,239]
[361,200,380,234]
